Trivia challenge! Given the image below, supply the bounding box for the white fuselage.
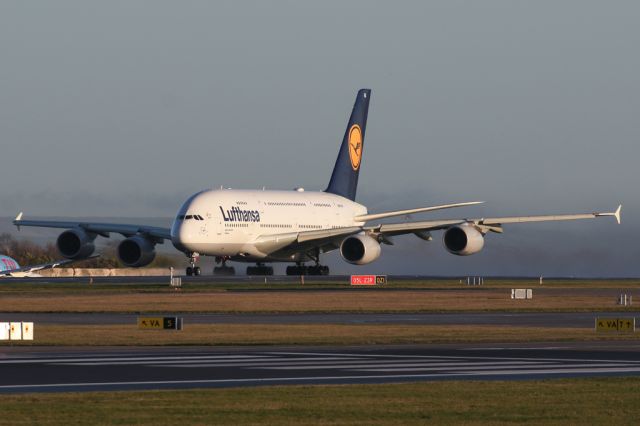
[0,255,40,277]
[170,189,367,262]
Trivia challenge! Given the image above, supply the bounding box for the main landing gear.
[285,263,329,276]
[214,256,235,276]
[246,263,274,276]
[186,253,201,276]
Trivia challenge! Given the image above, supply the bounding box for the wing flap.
[369,220,464,236]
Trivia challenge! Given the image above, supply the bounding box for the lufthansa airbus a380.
[14,89,621,276]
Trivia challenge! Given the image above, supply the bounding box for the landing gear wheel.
[305,265,330,276]
[247,265,274,276]
[286,265,309,276]
[186,252,200,276]
[214,266,236,276]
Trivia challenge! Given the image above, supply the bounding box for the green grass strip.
[2,378,640,425]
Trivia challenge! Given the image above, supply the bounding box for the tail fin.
[325,89,371,201]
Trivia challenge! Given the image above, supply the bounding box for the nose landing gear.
[185,253,201,276]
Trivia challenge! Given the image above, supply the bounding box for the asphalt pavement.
[1,342,639,393]
[2,311,639,327]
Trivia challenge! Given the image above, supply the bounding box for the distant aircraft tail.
[325,89,371,201]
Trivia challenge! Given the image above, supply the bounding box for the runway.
[1,342,639,393]
[2,311,639,327]
[4,274,636,285]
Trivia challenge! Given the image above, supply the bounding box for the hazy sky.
[1,2,637,275]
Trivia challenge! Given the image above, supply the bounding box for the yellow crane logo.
[348,124,363,171]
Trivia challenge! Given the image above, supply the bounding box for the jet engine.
[117,236,156,267]
[340,234,381,265]
[56,228,96,259]
[443,224,485,256]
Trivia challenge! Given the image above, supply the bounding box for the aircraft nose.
[171,220,195,251]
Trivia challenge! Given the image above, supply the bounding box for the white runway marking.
[3,349,640,393]
[255,360,551,371]
[0,354,270,365]
[354,363,640,373]
[3,365,640,393]
[56,356,362,367]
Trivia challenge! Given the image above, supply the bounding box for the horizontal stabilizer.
[354,201,483,223]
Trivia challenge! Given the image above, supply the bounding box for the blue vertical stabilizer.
[325,89,371,201]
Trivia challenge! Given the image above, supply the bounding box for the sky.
[0,1,637,276]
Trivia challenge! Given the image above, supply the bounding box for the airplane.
[0,253,84,277]
[13,89,621,276]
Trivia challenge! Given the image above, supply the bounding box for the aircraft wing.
[366,205,622,238]
[0,255,100,277]
[251,205,620,257]
[13,213,172,241]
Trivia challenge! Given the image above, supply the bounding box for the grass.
[2,278,637,345]
[2,278,640,293]
[3,324,638,346]
[0,278,638,314]
[0,288,637,313]
[1,279,638,424]
[1,378,640,425]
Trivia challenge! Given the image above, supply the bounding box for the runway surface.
[2,311,639,327]
[1,342,639,393]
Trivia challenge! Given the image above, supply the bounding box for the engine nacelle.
[117,236,156,267]
[340,234,382,265]
[443,224,485,256]
[56,229,96,259]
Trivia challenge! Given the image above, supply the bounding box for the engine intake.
[443,224,485,256]
[340,234,381,265]
[117,236,156,267]
[56,229,96,259]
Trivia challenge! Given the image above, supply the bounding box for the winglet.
[614,204,622,224]
[596,204,621,224]
[14,212,23,231]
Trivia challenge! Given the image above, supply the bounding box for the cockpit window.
[178,214,204,221]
